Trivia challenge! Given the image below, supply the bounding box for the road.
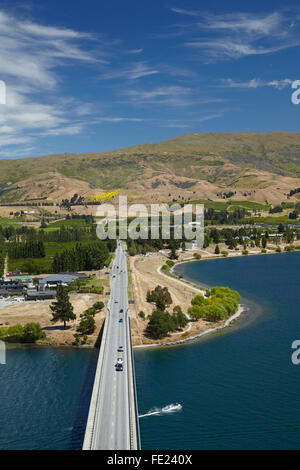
[88,240,132,449]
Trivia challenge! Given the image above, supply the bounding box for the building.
[0,289,10,298]
[39,272,89,288]
[26,285,56,301]
[0,280,25,291]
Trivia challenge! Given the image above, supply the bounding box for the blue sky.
[0,0,300,158]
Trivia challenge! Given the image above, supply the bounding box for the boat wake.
[139,403,182,418]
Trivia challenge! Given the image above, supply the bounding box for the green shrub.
[166,260,175,267]
[189,286,240,323]
[81,334,88,344]
[93,301,104,311]
[191,294,206,306]
[22,323,46,343]
[188,305,203,320]
[193,253,201,260]
[73,333,81,346]
[1,322,45,343]
[6,324,24,342]
[77,315,96,335]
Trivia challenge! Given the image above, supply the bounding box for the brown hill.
[1,132,300,205]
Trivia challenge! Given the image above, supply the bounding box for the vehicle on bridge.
[115,358,123,371]
[118,346,124,352]
[119,318,123,323]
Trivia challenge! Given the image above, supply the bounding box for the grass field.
[7,240,95,274]
[242,215,300,225]
[188,200,271,211]
[0,217,28,227]
[47,218,92,228]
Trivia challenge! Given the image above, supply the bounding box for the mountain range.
[1,132,300,205]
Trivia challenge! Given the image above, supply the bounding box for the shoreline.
[133,246,289,349]
[133,303,246,350]
[4,250,296,350]
[172,244,299,271]
[132,255,248,349]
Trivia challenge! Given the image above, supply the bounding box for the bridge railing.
[82,308,111,450]
[128,316,141,450]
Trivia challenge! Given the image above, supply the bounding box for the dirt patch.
[0,292,105,346]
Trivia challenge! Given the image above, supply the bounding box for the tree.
[77,315,95,335]
[22,323,46,343]
[173,305,188,328]
[155,296,166,311]
[81,307,96,317]
[146,285,172,307]
[188,305,203,321]
[146,310,177,339]
[50,286,76,328]
[215,245,220,255]
[93,301,104,311]
[6,324,24,342]
[191,294,206,306]
[169,246,178,260]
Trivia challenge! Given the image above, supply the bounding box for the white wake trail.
[139,403,182,418]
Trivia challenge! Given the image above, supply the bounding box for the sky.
[0,0,300,158]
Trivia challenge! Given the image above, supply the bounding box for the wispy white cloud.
[171,9,300,60]
[170,8,201,18]
[160,113,223,127]
[197,12,283,35]
[123,85,225,107]
[124,85,193,106]
[219,78,292,90]
[0,10,102,89]
[127,48,143,54]
[92,116,144,123]
[0,145,36,158]
[100,62,159,80]
[184,39,294,60]
[0,9,114,153]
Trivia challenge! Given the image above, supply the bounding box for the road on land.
[91,240,131,449]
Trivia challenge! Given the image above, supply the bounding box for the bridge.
[83,241,141,450]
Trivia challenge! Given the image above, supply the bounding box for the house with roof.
[26,285,56,301]
[38,272,89,288]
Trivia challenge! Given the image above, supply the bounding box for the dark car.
[115,358,123,371]
[119,318,123,323]
[120,308,123,313]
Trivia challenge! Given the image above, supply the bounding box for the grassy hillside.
[1,132,300,203]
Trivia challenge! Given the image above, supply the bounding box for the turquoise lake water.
[0,252,300,449]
